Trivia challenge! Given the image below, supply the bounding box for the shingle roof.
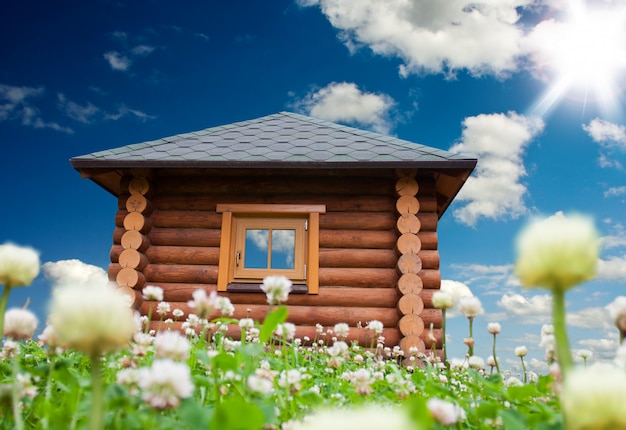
[70,111,476,170]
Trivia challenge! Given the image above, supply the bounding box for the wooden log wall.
[395,169,443,357]
[110,173,154,309]
[109,169,443,351]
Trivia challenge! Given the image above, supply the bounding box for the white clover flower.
[142,285,164,302]
[349,368,374,395]
[291,404,416,430]
[541,324,554,335]
[172,309,184,319]
[132,332,154,356]
[3,308,38,340]
[154,330,191,361]
[515,346,528,357]
[156,301,170,316]
[247,375,274,395]
[366,320,384,334]
[0,243,40,288]
[561,364,626,429]
[505,376,524,387]
[38,324,63,351]
[427,398,465,425]
[275,322,296,340]
[458,296,483,319]
[468,355,485,370]
[138,359,194,409]
[0,339,19,359]
[117,367,141,395]
[215,296,235,317]
[278,369,302,392]
[539,333,555,351]
[515,212,600,291]
[615,345,626,369]
[333,323,350,339]
[260,275,292,305]
[328,341,349,358]
[577,349,593,361]
[15,373,38,400]
[487,322,501,335]
[432,291,453,309]
[185,313,201,328]
[608,296,626,331]
[255,360,277,381]
[238,318,255,330]
[315,323,323,335]
[187,289,217,319]
[49,283,136,355]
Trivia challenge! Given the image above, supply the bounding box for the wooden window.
[216,204,326,294]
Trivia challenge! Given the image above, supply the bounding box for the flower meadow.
[1,213,626,429]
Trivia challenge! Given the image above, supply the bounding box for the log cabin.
[70,111,476,356]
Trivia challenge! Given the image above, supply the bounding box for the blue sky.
[2,0,626,373]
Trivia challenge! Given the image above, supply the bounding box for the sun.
[528,1,626,116]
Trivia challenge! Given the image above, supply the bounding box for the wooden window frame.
[233,217,306,280]
[216,204,326,294]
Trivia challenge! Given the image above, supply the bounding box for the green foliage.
[0,315,565,430]
[259,305,288,343]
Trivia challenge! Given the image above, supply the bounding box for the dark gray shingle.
[71,111,475,169]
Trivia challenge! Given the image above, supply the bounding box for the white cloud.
[577,338,619,361]
[300,0,542,78]
[131,45,155,56]
[604,186,626,198]
[0,84,73,133]
[57,94,100,124]
[567,306,612,329]
[42,259,108,288]
[449,263,517,292]
[104,51,131,71]
[0,83,152,132]
[497,293,552,319]
[449,111,544,226]
[104,104,155,121]
[583,118,626,149]
[527,357,549,372]
[0,83,44,120]
[294,82,396,134]
[104,35,155,72]
[597,255,626,282]
[602,221,626,249]
[583,118,626,169]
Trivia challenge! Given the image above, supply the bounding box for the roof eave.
[71,158,477,218]
[70,158,477,171]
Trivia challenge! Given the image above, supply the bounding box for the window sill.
[226,283,308,294]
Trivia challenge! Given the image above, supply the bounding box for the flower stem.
[468,317,474,356]
[552,289,572,379]
[12,355,24,430]
[492,334,501,373]
[0,284,12,338]
[520,357,527,384]
[89,354,104,430]
[442,309,447,366]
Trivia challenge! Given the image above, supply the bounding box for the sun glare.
[529,2,626,116]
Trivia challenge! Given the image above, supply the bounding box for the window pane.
[271,229,295,269]
[244,229,269,269]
